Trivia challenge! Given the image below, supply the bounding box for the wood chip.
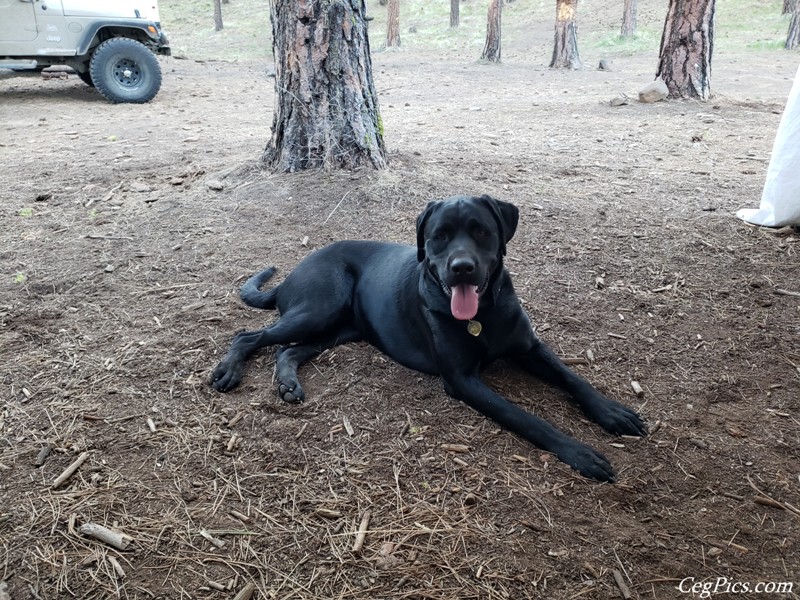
[343,415,355,436]
[630,380,644,397]
[352,510,371,553]
[440,443,470,453]
[35,444,53,467]
[561,357,589,365]
[232,582,256,600]
[199,528,226,549]
[230,510,251,523]
[612,569,632,599]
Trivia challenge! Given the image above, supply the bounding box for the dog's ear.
[416,201,438,262]
[477,195,519,256]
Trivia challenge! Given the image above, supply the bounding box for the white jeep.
[0,0,170,103]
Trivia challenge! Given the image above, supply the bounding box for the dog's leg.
[442,374,617,482]
[511,341,647,437]
[275,326,362,403]
[212,311,343,392]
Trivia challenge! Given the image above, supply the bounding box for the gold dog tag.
[467,320,482,337]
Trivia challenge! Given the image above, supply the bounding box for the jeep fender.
[76,21,169,56]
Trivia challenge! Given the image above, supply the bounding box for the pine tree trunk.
[213,0,223,31]
[787,0,800,48]
[386,0,401,47]
[481,0,502,62]
[656,0,714,99]
[264,0,387,172]
[620,0,637,37]
[550,0,581,69]
[450,0,460,28]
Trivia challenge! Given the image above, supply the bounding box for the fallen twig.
[52,451,90,489]
[747,475,800,518]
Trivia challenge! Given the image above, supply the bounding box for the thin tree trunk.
[264,0,387,172]
[620,0,637,37]
[783,0,795,15]
[213,0,223,31]
[787,0,800,48]
[550,0,581,69]
[481,0,502,62]
[656,0,714,99]
[386,0,401,47]
[450,0,460,28]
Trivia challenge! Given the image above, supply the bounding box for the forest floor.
[1,23,799,600]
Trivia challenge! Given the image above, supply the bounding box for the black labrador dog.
[212,195,646,481]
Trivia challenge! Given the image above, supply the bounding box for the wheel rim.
[112,58,142,88]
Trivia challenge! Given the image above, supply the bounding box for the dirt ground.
[1,40,799,600]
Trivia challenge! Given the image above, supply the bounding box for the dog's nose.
[450,256,475,276]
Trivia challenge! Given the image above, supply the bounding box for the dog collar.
[467,320,482,337]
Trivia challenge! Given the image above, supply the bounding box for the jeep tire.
[89,38,162,104]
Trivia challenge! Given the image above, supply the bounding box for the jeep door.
[0,0,38,45]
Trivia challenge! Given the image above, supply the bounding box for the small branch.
[561,357,589,365]
[52,451,90,489]
[107,556,126,579]
[775,288,800,298]
[79,523,132,551]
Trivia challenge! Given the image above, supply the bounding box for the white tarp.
[737,65,800,227]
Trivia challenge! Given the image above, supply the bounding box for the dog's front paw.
[591,400,647,437]
[211,361,244,392]
[556,443,616,482]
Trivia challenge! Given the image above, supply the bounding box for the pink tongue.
[450,284,479,320]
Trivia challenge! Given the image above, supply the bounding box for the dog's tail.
[239,267,278,309]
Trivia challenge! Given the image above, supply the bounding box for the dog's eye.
[433,230,448,241]
[475,227,489,238]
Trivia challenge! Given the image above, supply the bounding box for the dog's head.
[416,195,519,320]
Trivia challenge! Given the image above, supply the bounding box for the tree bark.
[450,0,460,28]
[783,0,795,15]
[264,0,387,172]
[481,0,502,62]
[386,0,401,47]
[213,0,223,31]
[656,0,714,99]
[787,0,800,49]
[620,0,637,37]
[550,0,581,69]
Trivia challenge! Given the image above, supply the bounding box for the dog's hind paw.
[278,382,305,404]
